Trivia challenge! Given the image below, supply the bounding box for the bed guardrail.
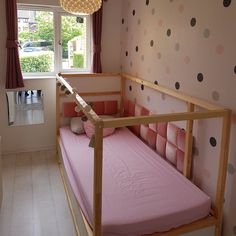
[56,72,231,236]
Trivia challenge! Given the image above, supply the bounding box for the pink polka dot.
[216,44,224,55]
[178,4,184,13]
[158,19,163,27]
[184,56,191,64]
[165,66,171,74]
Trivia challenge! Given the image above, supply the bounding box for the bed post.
[56,79,61,163]
[214,109,231,236]
[183,102,194,179]
[93,119,104,236]
[120,75,125,117]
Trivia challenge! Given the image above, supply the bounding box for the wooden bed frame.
[56,72,231,236]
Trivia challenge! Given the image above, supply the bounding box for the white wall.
[101,0,122,72]
[0,0,122,154]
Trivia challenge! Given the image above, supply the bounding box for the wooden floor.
[0,150,76,236]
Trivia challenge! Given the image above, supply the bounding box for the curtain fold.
[5,0,24,89]
[92,4,103,73]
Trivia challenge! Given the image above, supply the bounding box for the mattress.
[59,126,211,236]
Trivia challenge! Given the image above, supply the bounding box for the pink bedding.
[60,126,211,236]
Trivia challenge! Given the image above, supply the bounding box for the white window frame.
[17,4,92,77]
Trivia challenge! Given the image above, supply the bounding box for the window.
[17,6,91,75]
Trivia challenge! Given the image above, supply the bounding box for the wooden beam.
[60,73,120,78]
[56,85,60,136]
[122,73,223,110]
[103,110,226,129]
[93,120,104,236]
[183,103,194,178]
[56,74,100,124]
[148,216,217,236]
[214,109,232,236]
[120,75,125,117]
[59,91,121,97]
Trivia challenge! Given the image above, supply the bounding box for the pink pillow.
[83,118,115,138]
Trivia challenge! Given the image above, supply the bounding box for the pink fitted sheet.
[60,126,211,236]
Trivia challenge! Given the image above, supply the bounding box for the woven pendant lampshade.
[60,0,102,15]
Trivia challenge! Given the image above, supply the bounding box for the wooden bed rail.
[56,73,231,236]
[102,110,227,128]
[56,73,101,125]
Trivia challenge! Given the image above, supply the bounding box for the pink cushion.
[124,100,129,117]
[104,101,118,115]
[92,102,105,115]
[142,107,150,116]
[156,134,166,158]
[83,120,115,138]
[149,123,157,132]
[128,100,135,116]
[157,122,167,138]
[140,124,148,141]
[63,102,77,117]
[135,104,142,116]
[177,129,186,152]
[177,150,184,172]
[166,142,177,165]
[147,128,157,149]
[167,123,179,145]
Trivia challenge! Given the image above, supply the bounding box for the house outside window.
[17,5,92,76]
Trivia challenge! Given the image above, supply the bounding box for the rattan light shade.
[60,0,102,15]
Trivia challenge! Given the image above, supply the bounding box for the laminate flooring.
[0,150,76,236]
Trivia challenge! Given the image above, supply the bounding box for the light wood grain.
[60,73,120,78]
[59,91,121,97]
[93,121,104,236]
[183,103,194,178]
[214,109,232,236]
[102,110,226,128]
[0,151,76,236]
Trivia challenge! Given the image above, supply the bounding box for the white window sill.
[23,75,56,80]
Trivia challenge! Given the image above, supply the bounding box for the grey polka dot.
[203,29,210,38]
[161,93,166,100]
[151,8,155,15]
[228,163,235,175]
[157,52,162,59]
[175,43,180,51]
[150,40,154,47]
[126,27,129,32]
[134,97,137,103]
[130,61,133,67]
[147,96,151,102]
[141,55,144,61]
[138,19,141,25]
[233,225,236,235]
[212,91,220,101]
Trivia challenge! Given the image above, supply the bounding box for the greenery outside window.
[17,5,91,76]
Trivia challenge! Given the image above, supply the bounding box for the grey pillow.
[70,117,85,134]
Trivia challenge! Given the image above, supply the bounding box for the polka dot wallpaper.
[120,1,236,235]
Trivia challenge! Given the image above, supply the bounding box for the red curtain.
[5,0,24,89]
[92,4,103,73]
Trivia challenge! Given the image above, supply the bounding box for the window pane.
[18,10,54,73]
[61,15,87,70]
